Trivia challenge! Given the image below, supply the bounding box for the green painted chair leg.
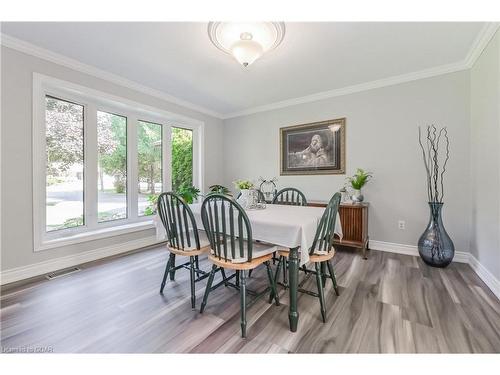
[326,260,340,296]
[273,256,283,292]
[220,268,229,287]
[235,270,240,287]
[195,255,200,270]
[265,261,280,306]
[315,263,327,323]
[200,265,217,313]
[169,254,176,281]
[321,262,327,287]
[240,270,247,338]
[160,253,174,294]
[248,269,253,278]
[282,257,288,289]
[189,256,196,309]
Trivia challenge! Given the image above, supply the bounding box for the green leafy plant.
[177,186,200,204]
[144,194,159,216]
[171,127,193,193]
[209,184,230,195]
[347,168,372,190]
[62,215,84,229]
[233,179,254,190]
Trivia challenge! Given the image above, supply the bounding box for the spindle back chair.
[199,193,279,337]
[271,187,307,206]
[157,192,226,309]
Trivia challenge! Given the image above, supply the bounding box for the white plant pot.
[237,189,251,208]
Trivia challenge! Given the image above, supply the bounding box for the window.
[45,96,85,232]
[171,127,193,192]
[137,121,162,216]
[33,74,204,251]
[97,111,128,222]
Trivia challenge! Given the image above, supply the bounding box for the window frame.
[33,73,204,252]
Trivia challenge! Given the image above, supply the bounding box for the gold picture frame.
[280,118,346,175]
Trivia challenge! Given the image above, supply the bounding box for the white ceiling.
[0,22,487,117]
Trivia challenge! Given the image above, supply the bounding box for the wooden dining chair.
[199,193,280,338]
[273,192,341,323]
[268,187,308,279]
[157,192,228,309]
[271,187,308,206]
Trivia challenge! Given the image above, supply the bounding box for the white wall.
[0,46,224,272]
[223,71,472,252]
[2,36,499,289]
[470,30,500,280]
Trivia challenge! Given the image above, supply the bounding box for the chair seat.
[210,241,277,264]
[168,230,211,256]
[309,250,335,262]
[278,248,336,261]
[208,253,274,270]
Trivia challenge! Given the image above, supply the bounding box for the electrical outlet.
[398,220,405,230]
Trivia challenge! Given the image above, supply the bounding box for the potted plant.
[347,168,372,202]
[233,179,254,207]
[177,185,200,204]
[208,184,231,195]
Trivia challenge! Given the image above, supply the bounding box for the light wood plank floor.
[1,245,499,353]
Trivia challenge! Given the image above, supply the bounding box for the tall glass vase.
[418,202,455,267]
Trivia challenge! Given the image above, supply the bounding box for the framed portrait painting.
[280,118,346,175]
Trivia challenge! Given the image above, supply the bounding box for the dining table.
[154,202,343,332]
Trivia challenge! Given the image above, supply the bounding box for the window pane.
[45,96,84,232]
[138,121,162,216]
[97,111,127,222]
[171,127,193,192]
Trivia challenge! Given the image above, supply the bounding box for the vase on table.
[351,189,364,202]
[237,189,251,208]
[418,202,455,267]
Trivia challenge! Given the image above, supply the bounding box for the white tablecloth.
[154,204,342,265]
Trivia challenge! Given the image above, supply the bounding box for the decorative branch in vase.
[417,125,454,267]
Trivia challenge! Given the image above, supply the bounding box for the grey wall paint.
[2,40,499,281]
[470,30,500,280]
[0,46,224,271]
[223,71,472,252]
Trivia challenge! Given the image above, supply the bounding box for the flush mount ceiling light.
[208,22,285,67]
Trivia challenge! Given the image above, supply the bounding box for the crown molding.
[0,33,224,119]
[464,22,500,68]
[222,22,500,119]
[222,60,468,119]
[2,23,498,121]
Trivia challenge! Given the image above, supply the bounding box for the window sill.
[35,220,156,252]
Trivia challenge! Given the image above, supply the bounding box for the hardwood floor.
[1,245,499,353]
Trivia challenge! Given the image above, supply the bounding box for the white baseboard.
[0,236,163,285]
[468,253,500,300]
[369,240,470,263]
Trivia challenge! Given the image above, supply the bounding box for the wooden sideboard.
[308,201,370,259]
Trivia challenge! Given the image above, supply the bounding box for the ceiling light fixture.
[208,22,285,67]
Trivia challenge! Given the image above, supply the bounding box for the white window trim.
[32,73,204,252]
